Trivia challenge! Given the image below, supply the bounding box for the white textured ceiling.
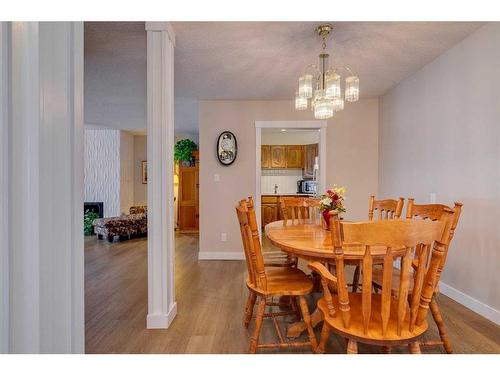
[84,21,484,132]
[173,22,484,99]
[85,22,146,130]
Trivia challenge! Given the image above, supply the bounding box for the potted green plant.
[174,139,198,166]
[84,209,99,236]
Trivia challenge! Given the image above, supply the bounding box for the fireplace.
[84,202,104,218]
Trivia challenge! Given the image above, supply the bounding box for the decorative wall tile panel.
[84,129,121,218]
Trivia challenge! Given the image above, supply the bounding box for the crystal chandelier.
[295,24,359,119]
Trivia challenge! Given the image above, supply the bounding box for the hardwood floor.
[85,234,500,353]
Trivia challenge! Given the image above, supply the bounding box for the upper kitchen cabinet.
[286,145,303,168]
[261,144,317,171]
[303,143,319,178]
[270,145,287,168]
[261,145,271,168]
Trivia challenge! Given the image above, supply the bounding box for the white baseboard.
[198,251,245,260]
[146,302,177,329]
[439,282,500,325]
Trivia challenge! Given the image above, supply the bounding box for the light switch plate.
[221,233,227,242]
[214,174,220,182]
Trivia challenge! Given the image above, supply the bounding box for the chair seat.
[246,268,313,297]
[318,293,428,346]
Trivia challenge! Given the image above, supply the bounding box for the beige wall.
[379,23,500,317]
[120,131,135,214]
[199,99,378,254]
[134,135,147,205]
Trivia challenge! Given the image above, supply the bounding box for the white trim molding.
[145,22,175,46]
[198,251,246,261]
[146,22,177,329]
[439,282,500,325]
[146,302,178,329]
[254,120,327,232]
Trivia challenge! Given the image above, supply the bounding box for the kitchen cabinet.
[303,143,319,178]
[261,145,271,168]
[261,204,278,227]
[261,144,307,169]
[261,195,279,227]
[286,145,303,168]
[270,146,287,168]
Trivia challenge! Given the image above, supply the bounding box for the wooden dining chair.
[368,195,405,221]
[350,195,405,292]
[244,197,297,268]
[372,199,463,353]
[278,197,321,268]
[280,196,321,222]
[236,197,318,353]
[311,210,454,354]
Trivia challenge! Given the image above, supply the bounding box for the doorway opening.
[255,121,327,232]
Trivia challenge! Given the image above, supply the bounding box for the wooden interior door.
[178,166,199,231]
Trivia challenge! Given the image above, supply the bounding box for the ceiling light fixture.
[295,24,359,119]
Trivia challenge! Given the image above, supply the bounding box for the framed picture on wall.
[142,161,147,184]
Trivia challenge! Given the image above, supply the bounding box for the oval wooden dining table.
[265,218,402,339]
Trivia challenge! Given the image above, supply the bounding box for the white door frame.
[255,120,327,231]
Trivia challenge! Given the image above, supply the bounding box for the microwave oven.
[297,179,317,194]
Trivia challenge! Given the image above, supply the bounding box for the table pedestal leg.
[286,307,323,338]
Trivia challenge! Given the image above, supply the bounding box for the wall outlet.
[214,174,220,182]
[429,192,437,203]
[221,233,227,242]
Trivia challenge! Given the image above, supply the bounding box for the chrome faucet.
[274,184,278,194]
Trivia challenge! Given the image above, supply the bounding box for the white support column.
[38,22,85,354]
[145,22,177,329]
[6,22,84,353]
[10,21,41,353]
[0,22,10,354]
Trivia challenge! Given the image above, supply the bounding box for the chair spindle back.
[368,195,404,220]
[280,197,321,224]
[406,199,463,285]
[236,197,268,290]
